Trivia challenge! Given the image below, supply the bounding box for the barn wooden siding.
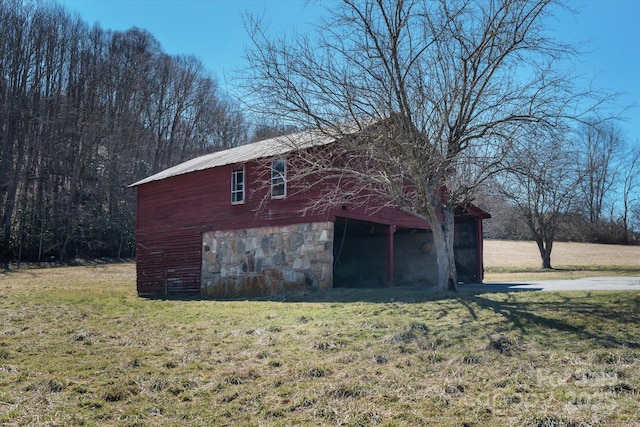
[134,153,493,296]
[134,157,435,296]
[136,229,201,296]
[134,161,318,296]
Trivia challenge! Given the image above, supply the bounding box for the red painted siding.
[135,156,437,295]
[136,229,201,296]
[135,159,327,295]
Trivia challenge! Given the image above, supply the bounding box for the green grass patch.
[485,265,640,282]
[1,264,639,425]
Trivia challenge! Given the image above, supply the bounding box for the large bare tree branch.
[241,0,610,290]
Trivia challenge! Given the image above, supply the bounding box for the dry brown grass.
[1,263,639,426]
[484,240,640,268]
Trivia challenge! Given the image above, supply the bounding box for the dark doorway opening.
[454,219,480,283]
[333,217,388,288]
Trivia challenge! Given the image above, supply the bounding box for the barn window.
[271,159,286,198]
[231,167,245,204]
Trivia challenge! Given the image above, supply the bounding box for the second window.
[271,159,286,198]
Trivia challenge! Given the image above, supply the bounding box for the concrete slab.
[459,277,640,292]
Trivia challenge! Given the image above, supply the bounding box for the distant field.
[1,262,639,426]
[484,240,640,282]
[484,239,640,268]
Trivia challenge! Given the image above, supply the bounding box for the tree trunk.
[427,203,457,291]
[1,125,27,260]
[535,237,553,269]
[443,208,458,290]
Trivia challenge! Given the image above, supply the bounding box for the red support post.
[476,218,484,282]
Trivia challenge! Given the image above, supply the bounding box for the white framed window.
[271,159,286,199]
[231,167,245,204]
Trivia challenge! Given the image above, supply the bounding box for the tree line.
[0,0,247,264]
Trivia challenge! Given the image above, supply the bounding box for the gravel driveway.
[461,276,640,292]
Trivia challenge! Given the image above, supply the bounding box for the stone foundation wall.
[201,222,334,297]
[394,232,438,287]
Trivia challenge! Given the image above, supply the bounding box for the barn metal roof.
[129,128,338,187]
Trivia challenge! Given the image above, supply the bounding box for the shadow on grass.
[262,285,640,350]
[256,284,541,304]
[146,283,640,349]
[142,286,460,303]
[468,292,640,349]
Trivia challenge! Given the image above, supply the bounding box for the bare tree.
[499,127,584,268]
[576,120,624,231]
[631,205,640,243]
[620,142,640,244]
[243,0,596,290]
[250,122,300,143]
[474,180,531,240]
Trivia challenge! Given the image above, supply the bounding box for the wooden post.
[476,218,484,282]
[387,225,396,287]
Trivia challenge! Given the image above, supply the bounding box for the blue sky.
[60,0,639,144]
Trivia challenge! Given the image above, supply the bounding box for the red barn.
[130,128,490,297]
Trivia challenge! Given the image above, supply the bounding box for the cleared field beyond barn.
[484,240,640,282]
[0,256,639,426]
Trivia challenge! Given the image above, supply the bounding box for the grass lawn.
[1,261,639,426]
